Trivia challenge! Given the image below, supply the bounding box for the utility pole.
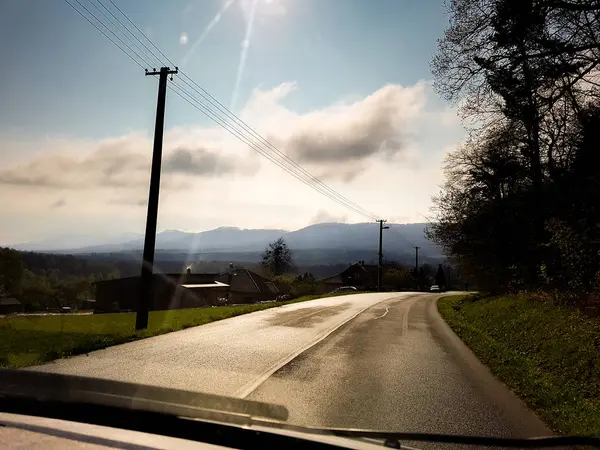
[377,219,389,292]
[414,246,420,290]
[414,246,420,272]
[136,66,178,331]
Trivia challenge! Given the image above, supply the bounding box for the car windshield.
[1,0,599,448]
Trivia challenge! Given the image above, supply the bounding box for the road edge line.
[234,294,401,398]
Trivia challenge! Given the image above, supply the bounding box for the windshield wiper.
[0,369,288,423]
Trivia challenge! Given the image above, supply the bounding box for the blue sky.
[0,0,464,244]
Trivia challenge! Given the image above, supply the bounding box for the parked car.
[430,285,440,292]
[331,286,358,294]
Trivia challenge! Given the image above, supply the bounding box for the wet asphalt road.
[248,294,550,445]
[31,292,550,445]
[31,292,397,396]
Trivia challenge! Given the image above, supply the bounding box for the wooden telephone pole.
[414,245,421,290]
[377,219,389,292]
[136,66,178,331]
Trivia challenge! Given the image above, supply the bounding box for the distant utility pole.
[377,219,389,292]
[414,246,420,272]
[136,66,178,331]
[414,246,421,290]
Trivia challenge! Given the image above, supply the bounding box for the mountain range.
[11,222,440,258]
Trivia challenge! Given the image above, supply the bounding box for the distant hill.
[10,222,443,266]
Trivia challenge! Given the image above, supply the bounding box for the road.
[31,292,550,443]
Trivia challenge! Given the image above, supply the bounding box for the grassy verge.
[438,294,600,436]
[0,293,346,369]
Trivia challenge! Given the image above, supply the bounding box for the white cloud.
[0,135,253,189]
[179,32,189,45]
[0,81,465,244]
[310,210,348,224]
[242,81,426,180]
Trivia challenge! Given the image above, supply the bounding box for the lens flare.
[181,0,236,67]
[230,0,259,111]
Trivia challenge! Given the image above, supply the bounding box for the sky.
[0,0,465,245]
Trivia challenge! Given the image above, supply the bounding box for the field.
[438,294,600,436]
[0,294,330,369]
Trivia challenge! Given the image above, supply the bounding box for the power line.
[66,0,430,301]
[175,78,379,220]
[64,0,384,223]
[89,0,161,67]
[387,224,417,248]
[175,74,379,220]
[71,0,154,68]
[107,0,174,65]
[86,0,379,221]
[63,0,145,69]
[168,81,379,219]
[102,0,379,220]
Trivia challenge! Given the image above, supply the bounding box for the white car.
[430,285,440,292]
[331,286,358,294]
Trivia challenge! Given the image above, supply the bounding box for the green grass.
[438,294,600,436]
[0,293,342,369]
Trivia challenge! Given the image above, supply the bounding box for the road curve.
[30,292,550,443]
[248,293,550,441]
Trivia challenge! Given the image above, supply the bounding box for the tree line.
[261,238,457,293]
[429,0,600,301]
[0,247,120,311]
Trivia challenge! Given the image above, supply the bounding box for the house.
[316,261,378,293]
[215,268,279,304]
[315,273,344,294]
[0,297,23,315]
[93,268,281,313]
[93,272,228,313]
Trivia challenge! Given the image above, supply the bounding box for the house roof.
[317,274,344,284]
[217,269,279,294]
[317,262,377,283]
[182,281,229,289]
[357,264,378,273]
[0,297,21,306]
[94,273,219,286]
[247,270,280,294]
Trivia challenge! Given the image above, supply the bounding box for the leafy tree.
[273,275,295,294]
[382,268,413,290]
[296,272,315,283]
[0,248,122,311]
[429,0,600,300]
[20,269,55,310]
[261,238,294,276]
[0,248,23,297]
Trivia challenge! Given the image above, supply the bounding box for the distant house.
[315,273,344,294]
[216,269,279,304]
[0,297,23,315]
[316,261,378,293]
[93,273,227,313]
[93,269,281,313]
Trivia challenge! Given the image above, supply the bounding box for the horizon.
[6,220,431,249]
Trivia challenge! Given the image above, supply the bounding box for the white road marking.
[235,295,399,398]
[375,307,390,319]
